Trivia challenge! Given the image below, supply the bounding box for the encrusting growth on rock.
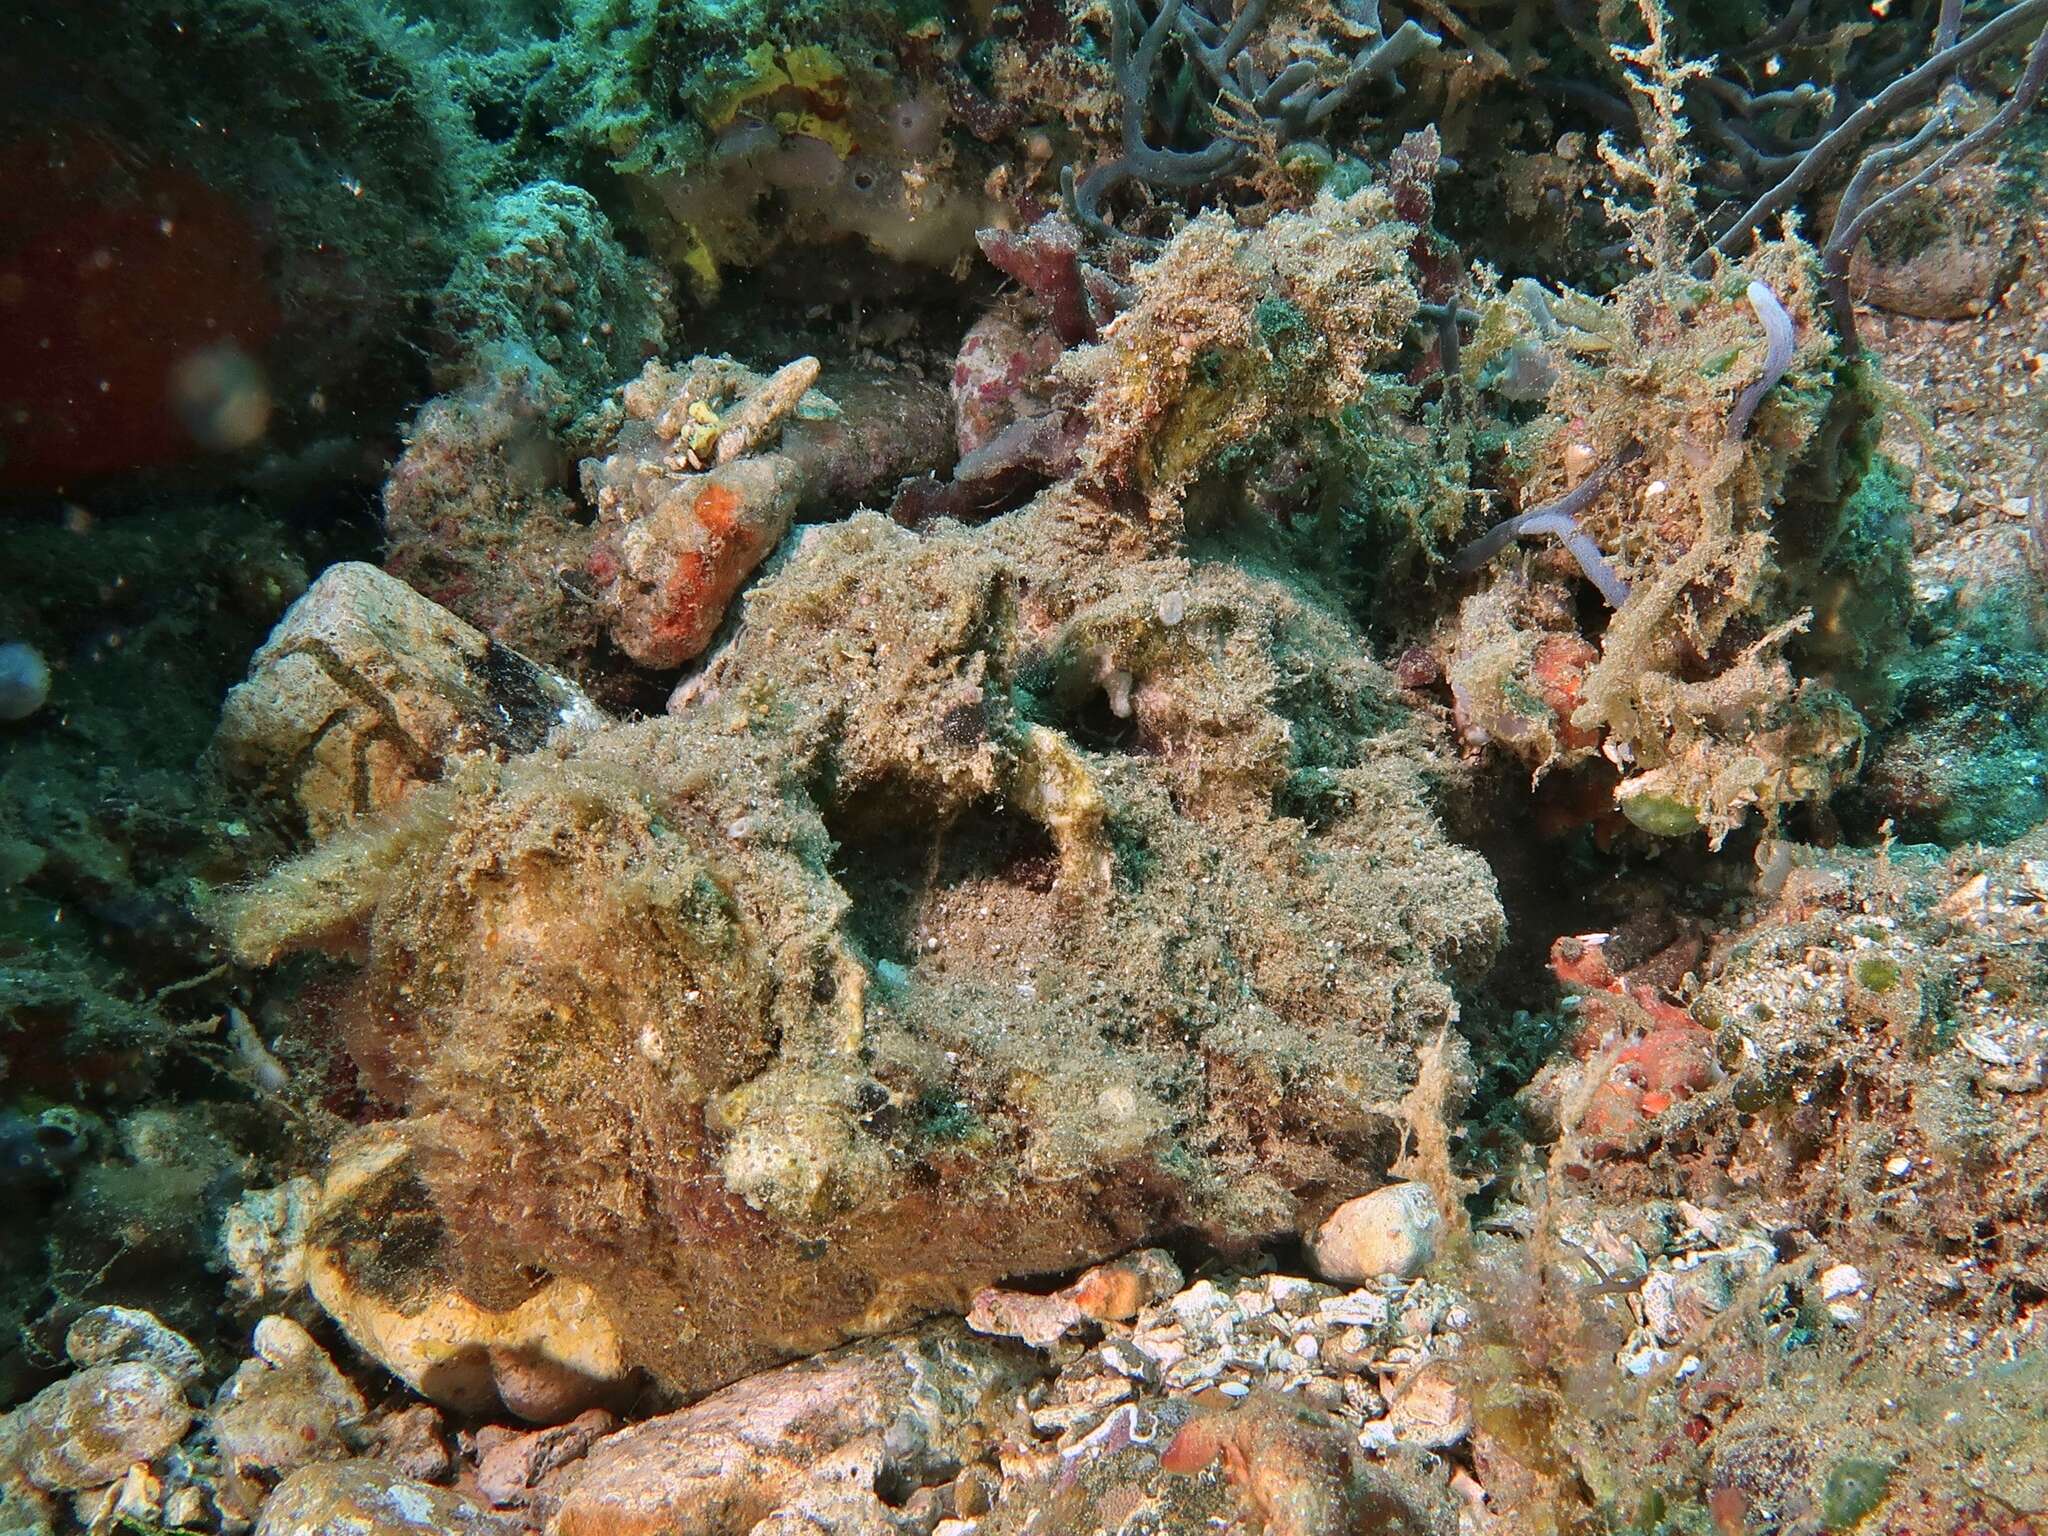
[217,491,1503,1407]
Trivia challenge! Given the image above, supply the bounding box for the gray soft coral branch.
[1065,0,1440,240]
[1451,442,1642,608]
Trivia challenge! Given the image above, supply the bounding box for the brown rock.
[252,1462,515,1536]
[212,561,603,841]
[1386,1361,1470,1449]
[1849,167,2027,321]
[362,1404,451,1484]
[0,1479,55,1533]
[474,1408,616,1510]
[382,366,601,674]
[547,1322,1036,1536]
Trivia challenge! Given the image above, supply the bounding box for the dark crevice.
[824,794,1059,967]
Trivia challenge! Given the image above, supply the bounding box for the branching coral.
[1691,0,2048,322]
[1817,6,2048,355]
[1066,0,1440,239]
[1540,0,2046,359]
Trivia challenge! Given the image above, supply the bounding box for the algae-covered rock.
[222,481,1501,1412]
[437,182,673,414]
[382,366,606,678]
[1059,190,1420,523]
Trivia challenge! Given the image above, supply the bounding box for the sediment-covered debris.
[212,562,605,842]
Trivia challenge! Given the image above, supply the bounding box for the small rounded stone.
[1388,1361,1471,1448]
[64,1308,204,1388]
[253,1463,514,1536]
[15,1362,193,1492]
[1305,1182,1441,1284]
[0,641,51,722]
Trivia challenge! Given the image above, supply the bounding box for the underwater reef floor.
[3,1,2048,1532]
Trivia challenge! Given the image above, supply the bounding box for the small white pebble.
[1819,1263,1866,1301]
[1320,1291,1389,1329]
[1307,1183,1441,1284]
[1620,1339,1676,1377]
[1266,1275,1314,1310]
